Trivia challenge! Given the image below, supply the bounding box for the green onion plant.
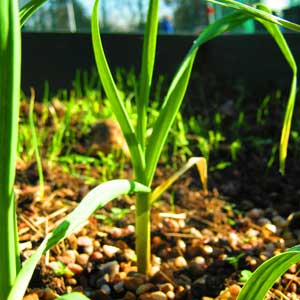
[1,2,149,300]
[0,0,299,299]
[91,0,299,276]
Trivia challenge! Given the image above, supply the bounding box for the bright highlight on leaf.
[151,157,208,203]
[19,0,49,27]
[237,247,300,300]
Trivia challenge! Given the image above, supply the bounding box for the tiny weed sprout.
[0,1,300,300]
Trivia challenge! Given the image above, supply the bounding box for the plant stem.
[0,0,21,298]
[29,89,44,199]
[135,192,151,274]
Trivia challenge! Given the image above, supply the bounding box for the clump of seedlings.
[0,0,299,300]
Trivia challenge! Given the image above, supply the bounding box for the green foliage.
[238,246,300,300]
[91,0,299,277]
[0,1,21,299]
[8,180,150,300]
[28,90,44,198]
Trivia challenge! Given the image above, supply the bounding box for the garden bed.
[17,83,300,300]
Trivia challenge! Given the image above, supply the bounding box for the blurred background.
[20,0,300,34]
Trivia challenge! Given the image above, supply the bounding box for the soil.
[16,98,300,300]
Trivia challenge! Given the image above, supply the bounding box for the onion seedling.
[1,2,149,300]
[91,0,299,275]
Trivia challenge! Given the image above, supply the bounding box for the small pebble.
[77,236,93,247]
[166,291,175,299]
[100,284,111,295]
[103,244,120,258]
[228,284,241,296]
[113,281,125,293]
[158,283,174,293]
[43,288,59,300]
[124,275,146,291]
[66,278,77,286]
[136,283,156,295]
[257,218,271,226]
[201,245,213,255]
[174,256,188,268]
[57,254,75,265]
[263,223,277,234]
[97,260,120,278]
[150,265,160,276]
[176,240,186,252]
[90,251,103,261]
[67,263,83,275]
[23,293,39,300]
[83,245,94,255]
[123,291,136,300]
[76,253,89,267]
[246,208,264,219]
[152,255,162,266]
[111,227,123,239]
[194,256,206,265]
[140,291,167,300]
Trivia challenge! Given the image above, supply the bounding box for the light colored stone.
[174,256,187,268]
[103,244,120,258]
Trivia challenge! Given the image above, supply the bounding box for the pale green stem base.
[0,193,20,300]
[135,193,151,274]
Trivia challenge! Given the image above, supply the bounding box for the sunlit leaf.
[91,0,145,181]
[151,157,207,203]
[19,0,48,27]
[145,11,250,185]
[238,247,300,300]
[8,180,150,300]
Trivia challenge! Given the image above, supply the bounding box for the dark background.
[21,32,300,99]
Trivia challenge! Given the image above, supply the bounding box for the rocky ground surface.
[17,159,300,300]
[17,96,300,300]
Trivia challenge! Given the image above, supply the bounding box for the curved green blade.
[91,0,145,181]
[238,246,300,300]
[8,180,150,300]
[19,0,48,27]
[254,4,297,175]
[151,157,207,203]
[0,0,21,299]
[136,0,160,150]
[208,0,300,31]
[145,11,250,185]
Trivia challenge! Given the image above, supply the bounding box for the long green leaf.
[55,292,90,300]
[136,0,160,151]
[254,4,297,175]
[150,157,207,203]
[216,0,298,174]
[0,0,21,299]
[208,0,300,31]
[8,180,150,300]
[91,0,146,181]
[145,11,250,185]
[238,247,300,300]
[19,0,48,27]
